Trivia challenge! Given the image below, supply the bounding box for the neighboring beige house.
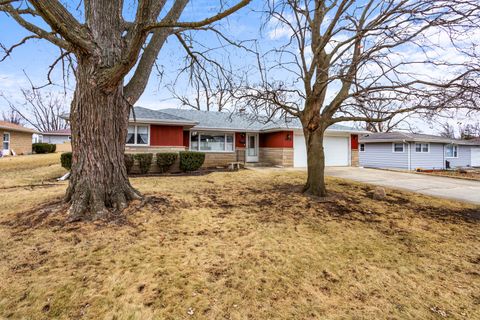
[0,121,36,156]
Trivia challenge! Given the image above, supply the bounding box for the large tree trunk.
[303,127,328,197]
[66,59,141,221]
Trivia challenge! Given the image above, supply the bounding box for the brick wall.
[351,149,359,167]
[259,147,293,167]
[1,130,33,155]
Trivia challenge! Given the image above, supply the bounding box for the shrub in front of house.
[179,151,205,172]
[124,154,135,174]
[156,153,178,173]
[32,143,56,154]
[60,152,72,170]
[134,153,153,174]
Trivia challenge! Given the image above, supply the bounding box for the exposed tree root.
[66,183,142,222]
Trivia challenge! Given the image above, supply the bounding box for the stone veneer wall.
[236,148,246,164]
[125,146,186,173]
[1,130,33,155]
[351,149,359,167]
[203,152,237,168]
[259,147,293,167]
[125,146,244,171]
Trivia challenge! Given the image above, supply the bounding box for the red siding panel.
[259,131,293,148]
[150,125,183,146]
[183,131,190,148]
[351,134,358,150]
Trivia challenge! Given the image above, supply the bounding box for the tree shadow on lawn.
[2,177,479,234]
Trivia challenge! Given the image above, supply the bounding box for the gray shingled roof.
[131,106,196,124]
[160,108,264,131]
[160,108,364,132]
[360,132,480,145]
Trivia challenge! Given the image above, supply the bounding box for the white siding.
[359,143,408,169]
[43,135,71,144]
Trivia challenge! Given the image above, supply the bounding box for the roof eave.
[128,118,198,126]
[0,126,37,134]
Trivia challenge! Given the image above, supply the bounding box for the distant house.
[359,132,480,170]
[0,121,37,156]
[42,129,71,144]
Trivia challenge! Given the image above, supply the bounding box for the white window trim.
[445,144,458,158]
[359,143,365,152]
[2,132,10,153]
[392,142,405,153]
[414,142,430,153]
[126,124,150,146]
[3,131,10,145]
[189,131,236,153]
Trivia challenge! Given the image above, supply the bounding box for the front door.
[2,132,10,156]
[246,133,259,162]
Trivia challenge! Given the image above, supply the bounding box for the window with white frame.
[359,143,365,152]
[126,125,149,145]
[3,132,10,150]
[190,131,234,152]
[393,143,404,153]
[415,143,429,153]
[445,144,458,158]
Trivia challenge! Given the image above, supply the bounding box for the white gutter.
[406,140,411,171]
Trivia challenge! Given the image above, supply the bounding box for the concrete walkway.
[325,167,480,205]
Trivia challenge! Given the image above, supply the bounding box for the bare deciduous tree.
[169,60,237,112]
[237,0,480,197]
[438,120,480,139]
[356,97,417,133]
[0,0,250,220]
[439,122,457,139]
[1,106,23,125]
[1,87,68,132]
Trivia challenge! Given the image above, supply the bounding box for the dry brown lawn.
[0,154,479,319]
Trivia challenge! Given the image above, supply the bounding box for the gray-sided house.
[359,132,480,170]
[42,129,72,144]
[124,107,365,168]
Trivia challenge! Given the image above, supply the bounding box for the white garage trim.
[294,133,350,167]
[472,147,480,167]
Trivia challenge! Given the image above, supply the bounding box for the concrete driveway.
[325,167,480,205]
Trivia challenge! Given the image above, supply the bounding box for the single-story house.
[359,132,480,170]
[42,129,71,144]
[0,121,37,156]
[124,107,365,168]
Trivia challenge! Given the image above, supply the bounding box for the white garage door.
[294,134,349,167]
[472,147,480,167]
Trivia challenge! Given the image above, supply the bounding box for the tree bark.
[302,127,328,198]
[66,59,141,221]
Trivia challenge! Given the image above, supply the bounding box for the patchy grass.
[0,156,479,319]
[0,153,66,188]
[419,169,480,181]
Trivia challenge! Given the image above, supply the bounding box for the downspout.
[405,140,411,171]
